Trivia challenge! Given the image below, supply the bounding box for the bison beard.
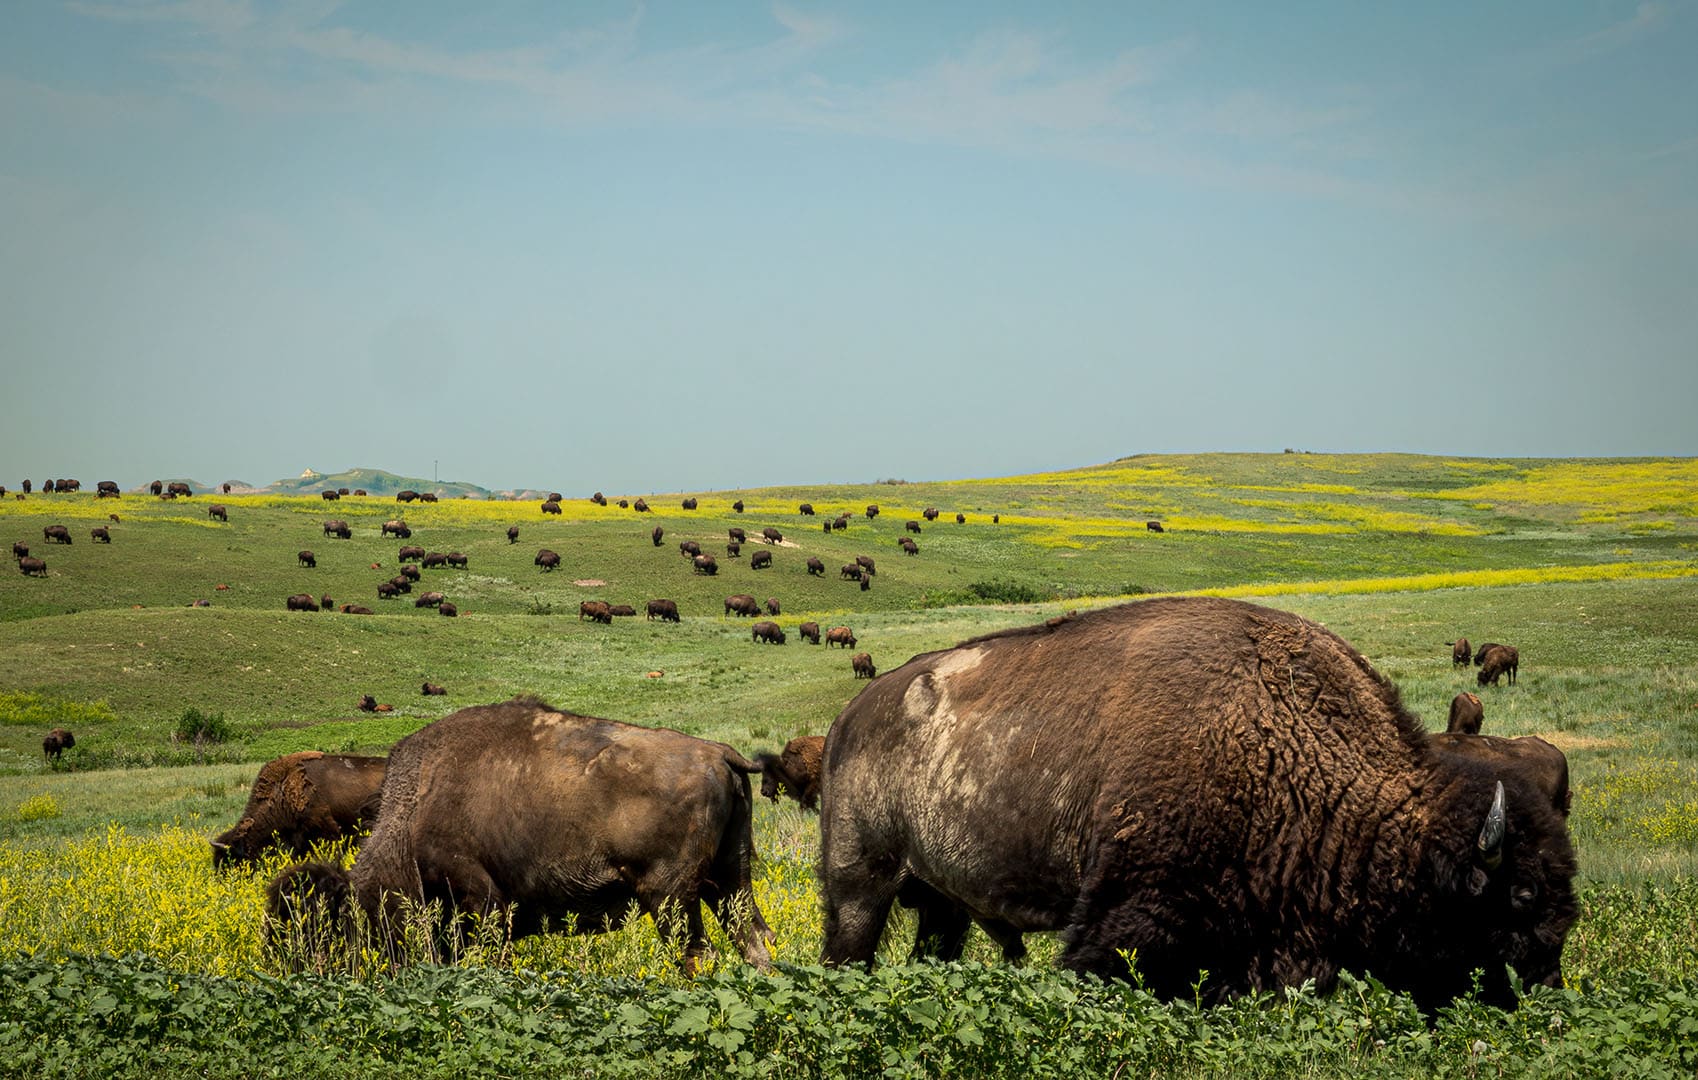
[264,697,773,973]
[817,597,1577,1011]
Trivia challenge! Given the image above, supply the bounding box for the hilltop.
[251,467,512,499]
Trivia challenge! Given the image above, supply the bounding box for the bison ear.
[1476,781,1506,871]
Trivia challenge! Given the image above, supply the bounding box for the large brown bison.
[1146,520,1164,533]
[750,550,772,570]
[298,550,316,567]
[418,493,438,503]
[90,526,111,543]
[1478,645,1519,687]
[956,513,966,524]
[148,480,161,496]
[824,626,856,648]
[96,480,120,497]
[591,492,607,506]
[1427,732,1571,816]
[1447,692,1485,735]
[724,594,761,617]
[415,591,446,608]
[396,490,420,503]
[322,490,340,501]
[42,728,74,762]
[607,604,636,617]
[43,525,71,544]
[900,537,919,555]
[806,557,825,576]
[798,503,814,515]
[399,564,421,581]
[751,620,786,644]
[225,483,234,494]
[732,500,745,514]
[381,520,411,539]
[398,544,426,562]
[653,526,665,547]
[728,527,747,543]
[445,552,468,570]
[208,504,228,522]
[799,621,821,645]
[818,597,1577,1011]
[647,599,681,622]
[387,575,412,594]
[438,602,458,618]
[322,520,351,540]
[754,735,825,810]
[855,555,876,577]
[682,497,698,510]
[761,527,782,544]
[421,552,448,570]
[923,508,939,522]
[851,652,876,678]
[377,582,400,600]
[693,554,719,575]
[535,549,561,572]
[678,540,701,558]
[507,525,520,544]
[167,482,192,497]
[1450,639,1471,667]
[265,697,773,971]
[727,542,742,558]
[578,600,613,624]
[865,504,879,519]
[541,500,562,515]
[18,556,47,577]
[422,682,448,696]
[906,520,922,534]
[633,498,650,513]
[285,593,320,612]
[840,564,861,580]
[11,542,26,559]
[765,597,781,616]
[212,752,387,869]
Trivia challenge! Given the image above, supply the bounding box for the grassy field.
[1,452,1696,1075]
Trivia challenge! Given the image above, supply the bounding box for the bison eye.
[1511,884,1538,910]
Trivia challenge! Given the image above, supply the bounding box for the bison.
[956,513,966,524]
[653,526,665,547]
[285,594,320,612]
[732,500,745,514]
[1427,732,1571,817]
[298,550,316,568]
[397,490,419,503]
[358,695,377,712]
[340,604,375,615]
[832,516,848,531]
[799,503,814,516]
[679,540,701,558]
[923,508,939,522]
[1446,692,1485,735]
[322,490,340,501]
[323,520,352,540]
[851,652,876,679]
[607,604,636,617]
[212,752,387,869]
[817,597,1578,1012]
[377,582,400,600]
[807,557,825,576]
[900,538,919,555]
[208,504,228,522]
[381,520,411,539]
[855,555,876,577]
[388,576,412,594]
[438,602,458,618]
[823,521,832,534]
[423,682,448,696]
[860,573,871,592]
[617,499,628,508]
[647,599,681,622]
[11,542,26,559]
[727,542,742,558]
[1477,645,1520,687]
[320,593,334,612]
[840,564,861,580]
[750,550,773,570]
[167,482,192,497]
[42,728,74,762]
[445,553,468,570]
[578,600,613,624]
[421,553,448,570]
[1147,521,1164,533]
[824,626,856,648]
[96,480,120,497]
[799,621,821,645]
[264,697,773,972]
[148,480,161,496]
[541,500,562,515]
[765,598,781,616]
[507,525,520,544]
[549,492,564,504]
[400,564,421,581]
[865,505,879,519]
[682,498,698,510]
[751,620,786,645]
[224,483,233,494]
[1450,639,1471,667]
[754,735,825,810]
[90,527,110,543]
[395,544,423,562]
[591,492,606,506]
[633,498,650,513]
[18,556,46,577]
[906,520,922,534]
[419,493,438,503]
[1472,643,1504,665]
[724,594,761,617]
[693,554,719,575]
[43,525,71,544]
[728,527,747,543]
[415,591,446,608]
[535,549,561,572]
[761,527,782,544]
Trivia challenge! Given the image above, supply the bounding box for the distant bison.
[725,594,761,617]
[682,498,698,510]
[321,593,334,611]
[647,599,681,622]
[798,503,814,515]
[798,621,821,644]
[263,697,773,973]
[591,492,606,506]
[387,576,412,594]
[900,538,918,555]
[754,735,825,811]
[1447,692,1484,735]
[43,728,75,763]
[823,521,833,534]
[840,564,861,580]
[727,541,742,558]
[765,598,781,616]
[1146,521,1164,533]
[617,499,628,508]
[399,564,421,581]
[1450,639,1471,667]
[728,527,747,543]
[693,554,719,575]
[824,626,856,648]
[507,525,520,544]
[322,490,340,501]
[761,527,782,544]
[167,482,192,497]
[415,591,446,608]
[298,551,316,567]
[541,500,562,515]
[750,550,772,570]
[438,602,458,617]
[865,505,879,519]
[418,493,438,504]
[211,752,387,869]
[18,556,47,577]
[608,604,636,617]
[340,604,375,615]
[148,480,162,496]
[732,500,745,513]
[1472,643,1504,665]
[1477,645,1519,687]
[679,540,701,558]
[549,493,564,504]
[286,594,320,612]
[90,526,110,543]
[832,517,848,531]
[377,583,400,600]
[208,504,228,522]
[396,544,424,563]
[906,521,922,534]
[1427,732,1571,817]
[12,542,28,559]
[578,600,613,624]
[653,526,665,547]
[956,513,966,524]
[323,520,352,540]
[445,553,468,570]
[751,621,786,645]
[43,525,71,544]
[855,555,876,577]
[96,481,119,497]
[381,520,411,539]
[535,549,561,572]
[807,557,825,576]
[923,508,939,522]
[851,652,876,678]
[421,553,448,569]
[423,682,448,696]
[396,490,420,503]
[633,498,650,513]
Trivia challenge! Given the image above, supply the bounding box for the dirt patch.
[1529,732,1628,752]
[573,579,606,587]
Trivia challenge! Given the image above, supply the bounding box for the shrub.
[968,579,1050,604]
[173,708,232,746]
[15,793,59,822]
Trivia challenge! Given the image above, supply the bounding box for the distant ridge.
[259,467,502,499]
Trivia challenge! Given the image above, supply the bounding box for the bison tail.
[724,748,764,774]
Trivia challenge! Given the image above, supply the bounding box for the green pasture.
[0,453,1696,1076]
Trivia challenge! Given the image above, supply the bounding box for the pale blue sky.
[2,2,1693,493]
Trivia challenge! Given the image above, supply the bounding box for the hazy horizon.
[4,2,1693,495]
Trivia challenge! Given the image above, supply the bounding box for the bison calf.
[851,652,876,678]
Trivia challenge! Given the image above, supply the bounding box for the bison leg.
[898,878,974,961]
[820,853,904,967]
[701,791,774,970]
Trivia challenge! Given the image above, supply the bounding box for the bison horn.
[1476,781,1506,870]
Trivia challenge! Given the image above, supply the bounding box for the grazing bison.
[823,521,832,534]
[438,602,458,617]
[415,591,446,608]
[725,594,761,617]
[765,598,781,616]
[264,697,773,972]
[799,621,821,644]
[340,604,375,615]
[633,498,650,513]
[419,493,438,504]
[208,504,228,522]
[840,564,862,580]
[1450,639,1471,667]
[285,594,320,612]
[223,483,233,494]
[750,550,773,570]
[906,520,922,534]
[647,599,681,622]
[321,593,335,612]
[377,582,400,600]
[860,573,871,592]
[833,516,849,532]
[19,557,47,577]
[507,525,520,544]
[923,508,939,522]
[761,527,782,544]
[398,544,426,563]
[824,626,857,648]
[679,540,701,558]
[993,515,999,524]
[693,554,719,575]
[397,490,420,503]
[212,752,387,869]
[11,542,26,558]
[751,620,786,645]
[900,538,919,555]
[43,525,71,544]
[807,557,825,576]
[617,499,629,508]
[1473,643,1505,665]
[381,520,411,539]
[682,498,698,510]
[727,542,742,558]
[865,505,879,519]
[1147,521,1164,533]
[799,503,814,515]
[653,526,665,547]
[855,555,876,577]
[322,490,340,501]
[96,480,120,497]
[591,492,606,506]
[578,600,613,624]
[353,489,367,497]
[388,576,412,594]
[148,480,161,496]
[399,564,421,581]
[1478,645,1520,687]
[421,552,448,570]
[167,482,192,497]
[298,551,316,568]
[728,527,747,543]
[90,527,110,543]
[423,682,448,696]
[851,652,876,678]
[817,597,1577,1011]
[732,500,745,513]
[541,500,562,515]
[1428,732,1571,817]
[42,728,75,763]
[608,604,636,617]
[108,514,119,523]
[535,549,561,572]
[549,492,564,504]
[1447,692,1485,735]
[956,513,966,524]
[754,735,825,811]
[445,552,468,570]
[323,520,351,540]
